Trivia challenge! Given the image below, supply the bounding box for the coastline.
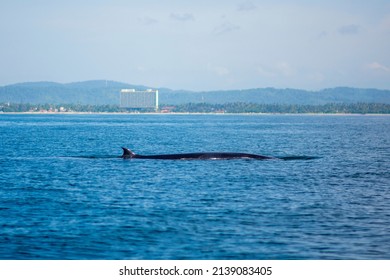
[1,111,389,116]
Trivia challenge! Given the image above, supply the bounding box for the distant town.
[1,102,389,114]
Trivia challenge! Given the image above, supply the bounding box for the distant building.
[120,89,158,110]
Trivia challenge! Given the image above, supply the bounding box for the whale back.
[121,147,276,160]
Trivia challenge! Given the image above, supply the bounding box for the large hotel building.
[120,89,159,110]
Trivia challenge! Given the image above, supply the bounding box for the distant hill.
[0,80,389,105]
[0,80,146,105]
[162,87,390,105]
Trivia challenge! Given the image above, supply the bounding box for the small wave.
[277,156,320,161]
[59,155,120,160]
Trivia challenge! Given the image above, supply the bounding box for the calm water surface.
[0,114,389,259]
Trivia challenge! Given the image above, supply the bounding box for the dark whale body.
[121,147,276,160]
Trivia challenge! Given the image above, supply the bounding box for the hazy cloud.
[276,62,295,77]
[338,24,360,35]
[170,13,195,22]
[208,64,230,77]
[257,63,295,78]
[213,22,240,35]
[237,1,257,12]
[308,72,326,83]
[368,62,390,72]
[215,66,230,76]
[380,14,390,33]
[317,30,328,39]
[257,66,276,78]
[139,16,158,26]
[137,66,148,73]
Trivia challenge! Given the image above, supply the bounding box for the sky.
[1,0,390,91]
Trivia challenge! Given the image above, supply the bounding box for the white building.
[120,89,158,110]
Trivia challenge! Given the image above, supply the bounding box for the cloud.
[137,66,148,73]
[215,66,230,76]
[276,62,295,77]
[256,63,295,78]
[170,13,195,22]
[317,30,328,39]
[379,14,390,33]
[338,24,360,35]
[237,1,257,12]
[367,62,390,72]
[208,64,230,77]
[308,72,326,83]
[139,16,158,26]
[213,22,240,35]
[257,66,276,78]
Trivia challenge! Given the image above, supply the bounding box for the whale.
[121,147,276,160]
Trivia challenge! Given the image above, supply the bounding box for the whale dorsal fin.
[122,147,136,158]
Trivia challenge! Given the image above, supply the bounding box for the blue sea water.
[0,114,389,260]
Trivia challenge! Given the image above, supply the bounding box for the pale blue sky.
[1,0,389,90]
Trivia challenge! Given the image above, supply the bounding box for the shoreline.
[1,111,389,116]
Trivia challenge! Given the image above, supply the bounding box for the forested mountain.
[162,87,390,105]
[0,80,389,105]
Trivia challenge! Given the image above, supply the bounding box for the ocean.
[0,114,389,259]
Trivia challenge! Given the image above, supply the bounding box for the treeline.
[1,102,390,114]
[0,103,128,113]
[167,102,390,114]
